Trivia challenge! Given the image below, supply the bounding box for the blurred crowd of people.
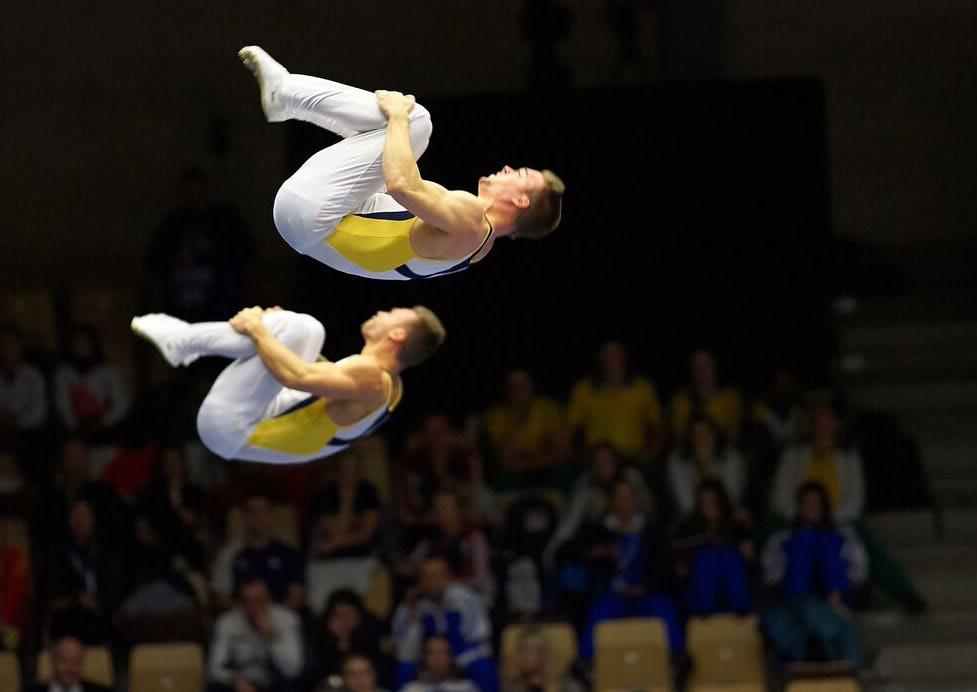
[0,303,930,691]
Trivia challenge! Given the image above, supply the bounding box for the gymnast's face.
[362,307,418,344]
[478,165,546,206]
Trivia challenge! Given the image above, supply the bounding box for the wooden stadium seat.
[594,617,672,692]
[0,651,20,692]
[786,679,860,692]
[687,615,765,691]
[226,504,300,548]
[69,284,137,382]
[364,563,393,619]
[130,642,204,692]
[37,645,113,687]
[501,622,577,681]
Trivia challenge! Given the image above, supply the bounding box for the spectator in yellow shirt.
[668,350,744,446]
[568,342,664,460]
[481,370,570,490]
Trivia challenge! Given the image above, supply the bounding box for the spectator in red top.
[0,516,31,650]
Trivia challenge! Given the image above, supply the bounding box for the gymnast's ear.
[388,326,408,344]
[512,192,531,209]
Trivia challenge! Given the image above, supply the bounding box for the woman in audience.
[53,323,130,441]
[668,350,744,446]
[545,443,651,564]
[503,626,584,692]
[672,480,752,616]
[577,480,683,660]
[400,636,480,692]
[762,482,865,665]
[308,590,390,689]
[666,415,747,522]
[307,453,383,614]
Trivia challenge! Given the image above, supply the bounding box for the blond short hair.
[513,169,565,240]
[400,305,446,368]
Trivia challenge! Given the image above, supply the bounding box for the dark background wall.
[3,1,975,293]
[282,80,832,433]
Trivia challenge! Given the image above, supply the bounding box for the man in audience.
[307,590,390,689]
[208,577,304,692]
[307,453,382,615]
[668,349,744,446]
[568,341,663,460]
[44,499,122,644]
[223,494,304,611]
[25,636,111,692]
[393,557,498,692]
[480,369,569,490]
[578,480,683,660]
[400,636,480,692]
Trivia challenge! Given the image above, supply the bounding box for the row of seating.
[503,616,860,692]
[0,620,860,692]
[0,642,204,692]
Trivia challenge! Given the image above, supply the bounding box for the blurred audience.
[0,515,30,651]
[307,454,382,615]
[393,557,498,692]
[221,494,304,611]
[546,443,651,564]
[672,480,752,617]
[502,626,584,692]
[666,414,747,521]
[568,341,663,460]
[399,415,494,529]
[308,590,390,690]
[143,166,254,323]
[399,635,481,692]
[762,482,864,666]
[400,489,494,604]
[668,350,744,446]
[576,480,682,660]
[53,324,130,441]
[208,577,304,692]
[480,369,569,491]
[45,499,122,644]
[0,325,47,444]
[24,636,112,692]
[318,653,389,692]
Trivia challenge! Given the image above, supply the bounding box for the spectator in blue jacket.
[762,482,866,665]
[393,557,499,692]
[578,480,683,660]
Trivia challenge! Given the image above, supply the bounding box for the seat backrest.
[501,622,577,681]
[687,615,765,689]
[594,617,672,692]
[786,679,860,692]
[0,651,20,692]
[130,642,204,692]
[37,646,113,687]
[364,563,393,619]
[226,504,300,548]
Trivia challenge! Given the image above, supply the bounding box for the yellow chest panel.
[247,398,340,456]
[327,214,419,273]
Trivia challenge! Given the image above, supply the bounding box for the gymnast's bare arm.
[377,91,486,247]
